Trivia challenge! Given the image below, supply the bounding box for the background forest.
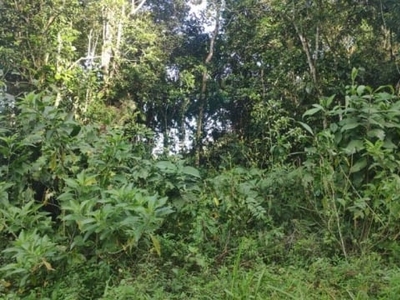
[2,0,400,298]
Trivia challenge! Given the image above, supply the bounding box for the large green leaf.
[341,122,361,132]
[182,166,201,178]
[297,121,314,136]
[342,139,364,154]
[367,129,385,140]
[155,161,177,173]
[303,105,324,118]
[350,158,368,173]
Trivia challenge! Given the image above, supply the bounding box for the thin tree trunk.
[260,68,266,100]
[179,97,189,151]
[293,23,318,87]
[195,4,220,166]
[101,8,112,80]
[55,31,62,107]
[131,0,147,15]
[108,3,125,86]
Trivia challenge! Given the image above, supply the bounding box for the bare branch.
[131,0,147,15]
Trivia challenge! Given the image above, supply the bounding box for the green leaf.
[155,161,177,172]
[182,166,201,178]
[303,106,323,118]
[351,68,358,82]
[343,140,364,154]
[334,132,343,144]
[367,129,385,140]
[374,91,395,102]
[383,138,397,149]
[383,122,400,129]
[150,234,161,256]
[357,85,366,96]
[350,158,367,173]
[341,122,360,132]
[320,95,335,108]
[63,178,79,189]
[330,123,339,133]
[297,121,314,136]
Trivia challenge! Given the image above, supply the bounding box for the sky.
[188,0,216,33]
[189,0,207,16]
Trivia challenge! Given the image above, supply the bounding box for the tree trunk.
[195,3,220,166]
[293,23,318,88]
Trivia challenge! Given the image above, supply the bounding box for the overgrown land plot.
[2,0,400,299]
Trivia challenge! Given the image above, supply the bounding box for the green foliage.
[0,92,189,296]
[3,0,400,298]
[0,200,52,238]
[248,99,306,166]
[1,230,62,287]
[209,167,270,228]
[301,70,400,255]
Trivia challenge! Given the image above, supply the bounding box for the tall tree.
[195,0,222,165]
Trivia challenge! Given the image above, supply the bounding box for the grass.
[96,260,397,300]
[2,241,399,299]
[96,252,398,300]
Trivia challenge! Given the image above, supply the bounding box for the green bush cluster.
[3,73,400,298]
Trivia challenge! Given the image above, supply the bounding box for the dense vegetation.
[2,0,400,298]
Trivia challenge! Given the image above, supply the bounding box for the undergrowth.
[2,74,400,298]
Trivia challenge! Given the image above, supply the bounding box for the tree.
[198,0,400,166]
[194,0,222,165]
[0,0,81,94]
